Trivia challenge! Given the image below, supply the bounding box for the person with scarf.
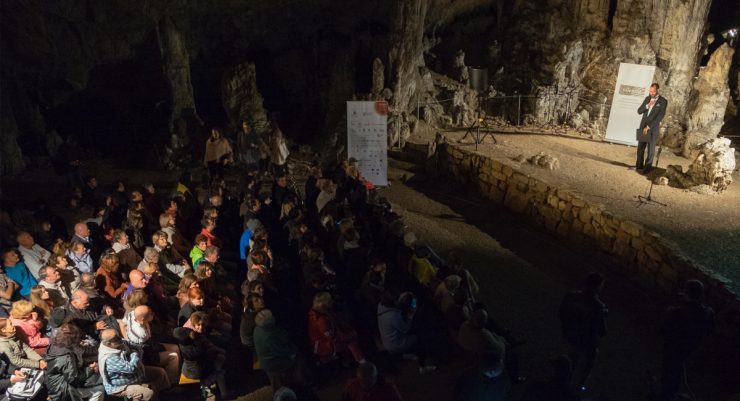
[203,127,233,186]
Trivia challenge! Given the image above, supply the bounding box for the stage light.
[721,28,738,47]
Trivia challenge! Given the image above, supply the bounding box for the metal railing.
[413,86,614,128]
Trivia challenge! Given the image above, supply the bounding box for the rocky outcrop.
[682,44,735,156]
[158,17,199,136]
[665,138,736,192]
[387,0,427,116]
[221,63,269,133]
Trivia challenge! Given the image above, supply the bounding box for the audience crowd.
[0,122,716,401]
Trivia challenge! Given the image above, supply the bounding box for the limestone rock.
[372,58,385,97]
[159,17,199,137]
[654,176,669,186]
[222,62,269,133]
[568,110,585,129]
[528,152,560,170]
[683,44,735,157]
[665,138,736,192]
[453,49,469,83]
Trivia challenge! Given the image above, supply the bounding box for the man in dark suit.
[635,83,668,173]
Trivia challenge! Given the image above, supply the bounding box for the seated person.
[307,292,365,364]
[407,246,438,290]
[341,362,405,401]
[173,312,230,398]
[377,292,436,374]
[44,323,105,401]
[49,251,82,295]
[0,317,47,370]
[111,230,142,273]
[434,275,462,314]
[59,289,116,340]
[8,300,49,354]
[240,293,266,349]
[0,266,19,315]
[457,309,506,363]
[95,252,127,303]
[122,305,180,386]
[2,249,37,298]
[253,309,301,390]
[98,328,169,400]
[189,234,208,267]
[66,240,94,274]
[37,265,70,305]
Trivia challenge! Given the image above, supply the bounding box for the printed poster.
[605,63,656,146]
[347,101,388,186]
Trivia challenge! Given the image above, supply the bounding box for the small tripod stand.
[459,93,497,150]
[638,145,667,207]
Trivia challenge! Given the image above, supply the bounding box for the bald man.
[123,269,148,300]
[71,222,100,261]
[16,231,49,279]
[60,289,115,338]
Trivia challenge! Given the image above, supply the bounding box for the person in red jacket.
[341,362,405,401]
[307,292,365,365]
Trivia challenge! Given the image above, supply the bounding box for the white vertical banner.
[605,63,656,146]
[347,101,388,186]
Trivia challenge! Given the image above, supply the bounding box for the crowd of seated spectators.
[0,127,715,401]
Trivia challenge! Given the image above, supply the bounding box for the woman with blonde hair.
[29,285,53,320]
[176,273,199,307]
[123,207,146,252]
[159,212,191,258]
[95,252,127,301]
[124,288,149,312]
[0,317,46,369]
[9,300,49,353]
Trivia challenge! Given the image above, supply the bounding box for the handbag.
[6,368,45,401]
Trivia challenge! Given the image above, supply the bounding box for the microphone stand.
[637,145,667,207]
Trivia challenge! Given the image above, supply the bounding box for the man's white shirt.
[17,244,50,279]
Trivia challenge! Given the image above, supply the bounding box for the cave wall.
[1,0,735,175]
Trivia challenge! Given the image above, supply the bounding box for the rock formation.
[682,44,735,156]
[221,63,269,133]
[528,152,561,170]
[0,0,735,175]
[665,138,736,192]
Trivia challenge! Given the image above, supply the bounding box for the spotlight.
[721,28,738,47]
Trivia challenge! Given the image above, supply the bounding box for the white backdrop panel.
[605,63,656,146]
[347,101,388,186]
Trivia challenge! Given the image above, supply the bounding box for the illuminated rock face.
[1,0,735,175]
[666,138,736,192]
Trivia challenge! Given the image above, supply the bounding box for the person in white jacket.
[16,231,50,279]
[121,305,180,385]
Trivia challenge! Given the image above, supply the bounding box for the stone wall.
[439,142,739,315]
